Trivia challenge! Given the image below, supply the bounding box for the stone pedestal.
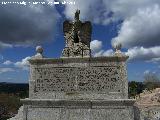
[16,56,135,120]
[21,99,135,120]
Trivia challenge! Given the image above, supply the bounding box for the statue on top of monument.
[74,9,80,21]
[62,9,92,58]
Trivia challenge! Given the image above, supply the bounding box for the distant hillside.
[0,83,29,119]
[0,82,28,94]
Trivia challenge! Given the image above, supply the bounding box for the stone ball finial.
[33,46,44,58]
[112,43,123,56]
[36,46,43,54]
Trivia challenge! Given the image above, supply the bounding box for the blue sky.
[0,0,160,83]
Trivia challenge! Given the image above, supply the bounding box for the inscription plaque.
[34,66,121,93]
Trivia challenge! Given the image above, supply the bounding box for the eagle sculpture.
[62,10,92,58]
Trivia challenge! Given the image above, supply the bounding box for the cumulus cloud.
[0,68,14,74]
[3,60,13,65]
[1,57,31,71]
[1,0,159,63]
[94,49,114,57]
[62,0,160,24]
[110,2,160,62]
[93,50,104,57]
[103,49,114,56]
[1,56,32,70]
[90,41,160,62]
[112,5,160,48]
[0,42,13,50]
[147,58,160,63]
[90,40,114,57]
[126,46,160,61]
[144,70,150,75]
[90,40,102,52]
[14,56,31,70]
[61,0,108,23]
[0,0,60,49]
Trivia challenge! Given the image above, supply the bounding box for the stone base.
[17,99,135,120]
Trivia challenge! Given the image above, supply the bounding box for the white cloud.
[94,49,114,57]
[62,0,160,25]
[112,5,160,48]
[0,42,13,49]
[90,40,160,63]
[14,56,31,70]
[90,40,114,57]
[147,58,160,63]
[90,40,102,52]
[90,41,160,62]
[126,46,160,61]
[0,68,14,74]
[1,57,31,71]
[0,0,60,49]
[94,50,104,57]
[144,70,150,75]
[103,49,114,56]
[3,60,13,65]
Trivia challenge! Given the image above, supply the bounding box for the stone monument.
[9,10,135,120]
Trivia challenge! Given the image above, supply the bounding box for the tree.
[129,81,138,98]
[143,72,160,90]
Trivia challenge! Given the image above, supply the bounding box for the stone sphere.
[36,46,43,54]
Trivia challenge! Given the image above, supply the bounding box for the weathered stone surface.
[62,10,92,58]
[15,54,135,120]
[28,57,128,100]
[21,99,135,120]
[134,105,160,120]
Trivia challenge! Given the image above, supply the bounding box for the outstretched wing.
[63,20,73,33]
[80,21,92,46]
[63,21,73,47]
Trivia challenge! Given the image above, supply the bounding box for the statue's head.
[74,10,80,21]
